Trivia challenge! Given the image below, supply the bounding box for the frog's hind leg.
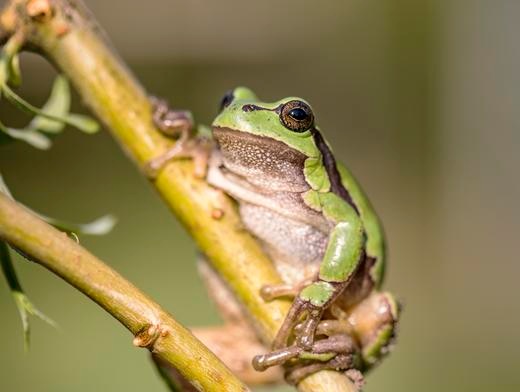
[343,291,400,368]
[152,324,283,389]
[151,259,283,388]
[192,324,283,385]
[198,259,283,384]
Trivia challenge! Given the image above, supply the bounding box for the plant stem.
[0,1,357,390]
[0,193,249,392]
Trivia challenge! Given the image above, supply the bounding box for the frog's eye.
[219,90,234,112]
[280,100,314,132]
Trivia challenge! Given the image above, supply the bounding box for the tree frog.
[147,88,399,387]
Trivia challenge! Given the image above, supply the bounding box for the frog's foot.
[253,333,356,372]
[150,96,193,138]
[271,280,348,351]
[270,297,325,351]
[145,97,211,179]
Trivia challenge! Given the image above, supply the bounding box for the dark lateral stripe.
[311,128,360,215]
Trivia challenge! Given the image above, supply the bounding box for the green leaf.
[7,54,22,87]
[0,174,116,237]
[41,214,117,236]
[29,75,70,134]
[2,80,100,134]
[0,56,8,88]
[64,113,100,134]
[0,172,12,196]
[0,241,57,350]
[0,120,52,150]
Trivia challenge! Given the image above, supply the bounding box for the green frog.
[147,88,399,387]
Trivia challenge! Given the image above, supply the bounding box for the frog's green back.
[337,163,386,287]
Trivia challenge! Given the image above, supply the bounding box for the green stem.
[0,192,248,392]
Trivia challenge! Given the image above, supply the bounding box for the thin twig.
[0,193,248,392]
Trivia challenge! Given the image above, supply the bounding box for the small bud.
[27,0,53,21]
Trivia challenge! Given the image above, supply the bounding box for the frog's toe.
[345,368,366,390]
[144,148,181,179]
[260,283,298,301]
[284,353,356,386]
[294,305,324,350]
[150,96,193,137]
[252,345,301,371]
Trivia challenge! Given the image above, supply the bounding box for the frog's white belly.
[207,155,331,283]
[239,203,328,283]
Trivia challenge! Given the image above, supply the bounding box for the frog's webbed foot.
[270,279,348,351]
[268,297,323,351]
[253,334,360,385]
[145,97,212,179]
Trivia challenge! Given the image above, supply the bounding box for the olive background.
[0,0,518,391]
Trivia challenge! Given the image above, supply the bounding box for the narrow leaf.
[0,241,57,350]
[7,54,22,87]
[0,56,8,87]
[0,172,12,196]
[0,120,52,150]
[63,113,100,134]
[0,174,116,237]
[2,82,100,134]
[41,214,117,236]
[29,75,70,134]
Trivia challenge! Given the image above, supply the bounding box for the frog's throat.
[212,126,309,190]
[212,125,359,215]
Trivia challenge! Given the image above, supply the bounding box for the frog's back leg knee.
[347,291,400,368]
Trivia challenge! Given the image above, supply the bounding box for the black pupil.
[289,107,308,121]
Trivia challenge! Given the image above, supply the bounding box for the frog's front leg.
[273,202,366,352]
[145,97,211,178]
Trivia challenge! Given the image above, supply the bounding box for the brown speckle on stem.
[27,0,53,21]
[211,208,224,220]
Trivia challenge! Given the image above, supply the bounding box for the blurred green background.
[1,0,518,391]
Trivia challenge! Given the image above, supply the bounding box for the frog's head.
[212,87,321,191]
